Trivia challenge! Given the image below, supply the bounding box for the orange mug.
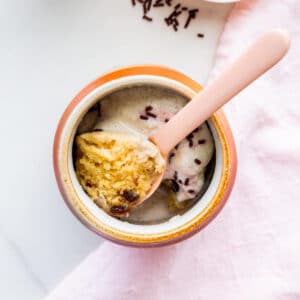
[53,65,237,247]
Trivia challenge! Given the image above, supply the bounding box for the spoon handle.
[150,30,290,156]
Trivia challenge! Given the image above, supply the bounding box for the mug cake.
[74,85,215,223]
[53,65,237,246]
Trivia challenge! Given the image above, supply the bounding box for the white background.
[0,1,232,299]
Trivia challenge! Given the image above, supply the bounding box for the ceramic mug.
[53,65,237,247]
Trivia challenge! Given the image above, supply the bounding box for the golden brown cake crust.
[75,131,165,217]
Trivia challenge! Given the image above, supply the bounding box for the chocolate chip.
[110,206,128,214]
[194,159,201,165]
[188,189,195,194]
[171,180,180,193]
[187,133,194,139]
[122,190,139,202]
[198,139,206,144]
[184,178,189,186]
[164,118,169,123]
[178,179,183,184]
[145,105,153,111]
[140,115,149,120]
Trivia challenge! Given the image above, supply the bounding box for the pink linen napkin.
[46,1,300,299]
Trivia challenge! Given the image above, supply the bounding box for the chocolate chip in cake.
[122,190,139,202]
[86,181,92,187]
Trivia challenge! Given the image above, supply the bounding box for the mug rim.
[53,65,237,246]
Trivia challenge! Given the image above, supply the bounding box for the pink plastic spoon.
[145,29,290,200]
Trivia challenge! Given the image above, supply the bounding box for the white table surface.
[0,1,232,299]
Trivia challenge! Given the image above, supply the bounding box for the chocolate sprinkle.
[171,180,180,193]
[197,33,205,38]
[184,178,189,186]
[164,118,169,123]
[198,139,206,144]
[173,171,178,180]
[194,159,201,165]
[187,133,194,139]
[143,15,153,22]
[122,190,139,202]
[175,144,179,150]
[187,133,194,147]
[153,0,164,7]
[140,115,149,120]
[178,179,183,184]
[145,105,153,111]
[188,189,195,194]
[146,111,157,118]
